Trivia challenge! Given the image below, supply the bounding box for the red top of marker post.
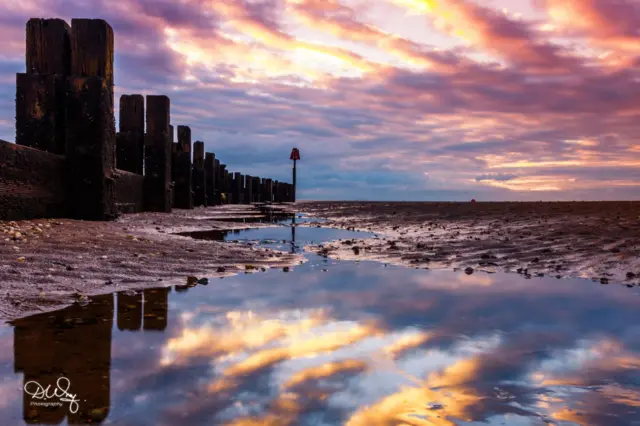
[290,148,300,161]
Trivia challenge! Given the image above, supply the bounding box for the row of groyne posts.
[0,18,294,222]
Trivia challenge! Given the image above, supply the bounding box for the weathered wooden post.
[232,173,243,204]
[244,174,253,204]
[290,148,300,202]
[220,165,228,204]
[16,19,71,154]
[273,180,280,203]
[193,141,206,206]
[252,177,258,203]
[169,124,176,182]
[219,164,227,203]
[214,159,222,204]
[142,288,169,331]
[229,173,236,204]
[116,94,144,174]
[71,18,114,109]
[228,173,234,204]
[144,95,172,212]
[229,172,235,204]
[265,178,273,203]
[205,153,216,206]
[174,125,193,209]
[117,291,142,331]
[65,19,117,220]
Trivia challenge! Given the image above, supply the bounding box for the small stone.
[217,267,226,273]
[283,267,290,272]
[89,407,109,420]
[186,276,198,285]
[16,257,25,263]
[464,267,474,275]
[197,278,209,285]
[600,277,609,285]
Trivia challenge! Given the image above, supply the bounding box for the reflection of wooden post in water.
[117,291,142,331]
[13,294,114,424]
[143,288,169,331]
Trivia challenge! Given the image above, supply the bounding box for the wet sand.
[298,201,640,286]
[0,204,302,321]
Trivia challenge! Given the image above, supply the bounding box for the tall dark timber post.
[16,19,71,155]
[170,124,176,183]
[65,19,116,220]
[230,173,237,204]
[193,141,206,206]
[116,95,144,174]
[174,126,193,209]
[265,178,273,203]
[205,153,216,206]
[214,159,221,205]
[251,177,258,202]
[219,164,227,203]
[245,174,253,204]
[71,18,114,111]
[231,172,241,204]
[144,95,172,212]
[224,169,231,203]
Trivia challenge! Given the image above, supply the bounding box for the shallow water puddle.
[0,217,639,425]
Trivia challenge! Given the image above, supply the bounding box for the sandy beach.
[0,204,302,321]
[2,200,639,321]
[298,201,640,286]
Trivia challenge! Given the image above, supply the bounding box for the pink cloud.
[0,0,638,199]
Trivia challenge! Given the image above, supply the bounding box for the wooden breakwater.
[1,18,294,221]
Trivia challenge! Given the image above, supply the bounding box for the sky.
[1,0,640,201]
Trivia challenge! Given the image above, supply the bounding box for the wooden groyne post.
[173,125,193,209]
[204,152,216,206]
[65,19,116,220]
[193,141,206,206]
[144,95,172,212]
[117,94,144,174]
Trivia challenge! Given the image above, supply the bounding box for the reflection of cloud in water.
[152,265,640,425]
[161,309,328,366]
[2,253,639,425]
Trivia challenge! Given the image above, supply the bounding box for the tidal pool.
[0,217,638,425]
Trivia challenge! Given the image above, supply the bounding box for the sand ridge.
[298,201,640,286]
[0,205,302,321]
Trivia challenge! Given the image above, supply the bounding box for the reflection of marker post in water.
[291,215,296,253]
[290,148,300,203]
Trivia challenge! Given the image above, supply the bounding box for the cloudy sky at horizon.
[1,0,640,201]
